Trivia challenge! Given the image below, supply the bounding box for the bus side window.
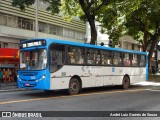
[68,47,75,64]
[87,49,96,65]
[67,46,84,64]
[101,53,107,65]
[140,55,146,67]
[49,44,65,73]
[102,51,112,65]
[132,54,138,66]
[119,53,123,65]
[96,50,101,65]
[123,53,131,66]
[113,52,122,66]
[77,48,85,64]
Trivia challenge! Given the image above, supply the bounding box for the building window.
[0,12,85,40]
[39,22,46,33]
[75,31,85,40]
[50,25,58,35]
[18,17,33,30]
[63,28,74,38]
[0,13,18,27]
[3,43,8,48]
[0,13,7,26]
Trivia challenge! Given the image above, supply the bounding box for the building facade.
[119,36,141,51]
[0,0,86,85]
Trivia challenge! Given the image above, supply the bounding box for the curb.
[0,88,32,93]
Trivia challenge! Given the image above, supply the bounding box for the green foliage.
[101,0,160,46]
[12,0,35,10]
[12,0,160,57]
[12,0,61,13]
[100,0,160,62]
[60,0,84,21]
[46,0,61,14]
[12,0,114,44]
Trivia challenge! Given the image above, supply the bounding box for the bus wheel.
[122,76,130,89]
[69,78,80,95]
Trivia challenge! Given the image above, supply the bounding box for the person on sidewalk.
[0,69,3,84]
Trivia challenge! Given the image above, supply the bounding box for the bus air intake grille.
[19,72,38,76]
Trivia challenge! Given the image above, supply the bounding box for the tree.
[12,0,61,13]
[101,0,160,62]
[12,0,113,45]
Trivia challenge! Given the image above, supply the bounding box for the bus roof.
[21,38,147,55]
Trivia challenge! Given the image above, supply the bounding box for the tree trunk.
[89,21,97,45]
[148,38,157,63]
[78,0,97,45]
[142,31,148,52]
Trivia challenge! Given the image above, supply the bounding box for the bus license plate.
[25,83,30,86]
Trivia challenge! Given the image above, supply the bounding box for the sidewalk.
[0,82,20,92]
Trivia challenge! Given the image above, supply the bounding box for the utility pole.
[35,0,39,38]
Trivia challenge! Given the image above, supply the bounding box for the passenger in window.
[78,56,84,64]
[68,51,75,64]
[52,56,57,65]
[72,49,78,64]
[113,58,118,65]
[71,54,75,64]
[118,58,122,65]
[68,52,72,63]
[0,69,3,83]
[96,57,101,64]
[102,55,106,65]
[57,52,63,65]
[107,58,110,65]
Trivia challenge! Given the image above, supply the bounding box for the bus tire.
[69,78,80,95]
[122,76,130,89]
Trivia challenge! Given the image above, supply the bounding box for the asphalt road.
[0,85,160,120]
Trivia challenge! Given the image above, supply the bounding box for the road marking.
[146,89,160,92]
[0,89,145,105]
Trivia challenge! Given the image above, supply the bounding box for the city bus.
[17,38,148,95]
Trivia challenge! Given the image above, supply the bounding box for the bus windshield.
[20,49,47,70]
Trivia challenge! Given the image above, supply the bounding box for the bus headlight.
[36,75,46,82]
[42,75,46,79]
[17,75,22,82]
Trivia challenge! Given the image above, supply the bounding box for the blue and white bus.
[18,38,148,95]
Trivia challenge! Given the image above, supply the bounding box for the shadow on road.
[19,85,147,98]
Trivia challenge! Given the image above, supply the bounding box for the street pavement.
[0,84,160,120]
[1,80,160,92]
